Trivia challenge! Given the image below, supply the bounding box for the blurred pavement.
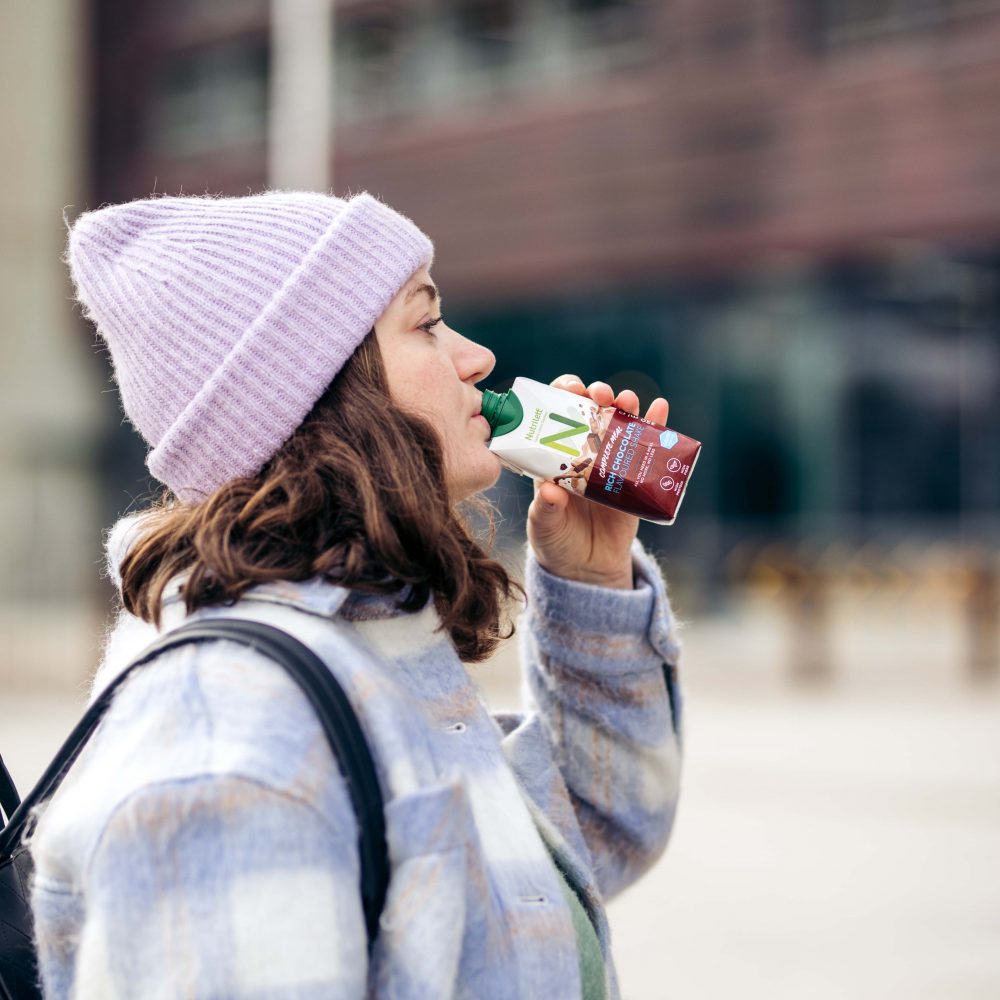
[606,684,1000,1000]
[5,653,1000,1000]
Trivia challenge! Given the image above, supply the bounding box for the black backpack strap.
[0,619,388,948]
[0,754,19,825]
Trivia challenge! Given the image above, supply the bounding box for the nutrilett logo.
[525,407,544,442]
[540,412,589,456]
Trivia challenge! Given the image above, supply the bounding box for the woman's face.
[374,266,501,502]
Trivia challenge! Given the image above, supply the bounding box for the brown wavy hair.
[119,330,522,661]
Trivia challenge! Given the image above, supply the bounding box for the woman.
[32,191,683,998]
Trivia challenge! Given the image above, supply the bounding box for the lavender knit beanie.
[67,190,434,501]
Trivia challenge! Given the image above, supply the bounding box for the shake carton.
[481,377,701,525]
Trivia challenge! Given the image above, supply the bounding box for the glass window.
[801,0,957,51]
[451,0,519,66]
[716,375,799,521]
[148,38,269,156]
[334,3,413,122]
[329,0,661,123]
[565,0,657,65]
[847,376,961,514]
[174,0,264,13]
[946,0,1000,11]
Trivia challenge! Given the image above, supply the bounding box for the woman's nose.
[454,332,496,384]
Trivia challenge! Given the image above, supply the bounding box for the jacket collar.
[167,578,427,622]
[104,512,421,623]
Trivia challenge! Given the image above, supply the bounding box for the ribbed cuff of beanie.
[147,193,433,501]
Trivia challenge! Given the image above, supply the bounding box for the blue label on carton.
[659,430,679,449]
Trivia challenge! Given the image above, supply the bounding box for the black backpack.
[0,619,389,1000]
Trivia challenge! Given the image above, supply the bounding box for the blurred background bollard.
[965,551,999,683]
[784,547,832,687]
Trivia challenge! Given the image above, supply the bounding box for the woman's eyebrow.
[405,283,439,306]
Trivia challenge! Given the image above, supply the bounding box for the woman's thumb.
[536,482,568,514]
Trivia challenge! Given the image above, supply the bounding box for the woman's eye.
[418,316,443,335]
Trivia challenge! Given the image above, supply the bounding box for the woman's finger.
[643,397,669,427]
[551,374,587,395]
[586,381,615,406]
[614,389,640,416]
[551,378,660,424]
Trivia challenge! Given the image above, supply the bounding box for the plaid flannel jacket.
[29,531,682,999]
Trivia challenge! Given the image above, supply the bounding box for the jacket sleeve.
[499,539,683,901]
[68,773,367,999]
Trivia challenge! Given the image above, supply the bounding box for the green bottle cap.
[481,387,523,438]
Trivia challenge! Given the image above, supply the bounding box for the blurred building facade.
[76,0,1000,678]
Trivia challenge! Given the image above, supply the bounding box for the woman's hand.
[526,375,669,590]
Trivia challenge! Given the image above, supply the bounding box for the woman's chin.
[449,450,503,502]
